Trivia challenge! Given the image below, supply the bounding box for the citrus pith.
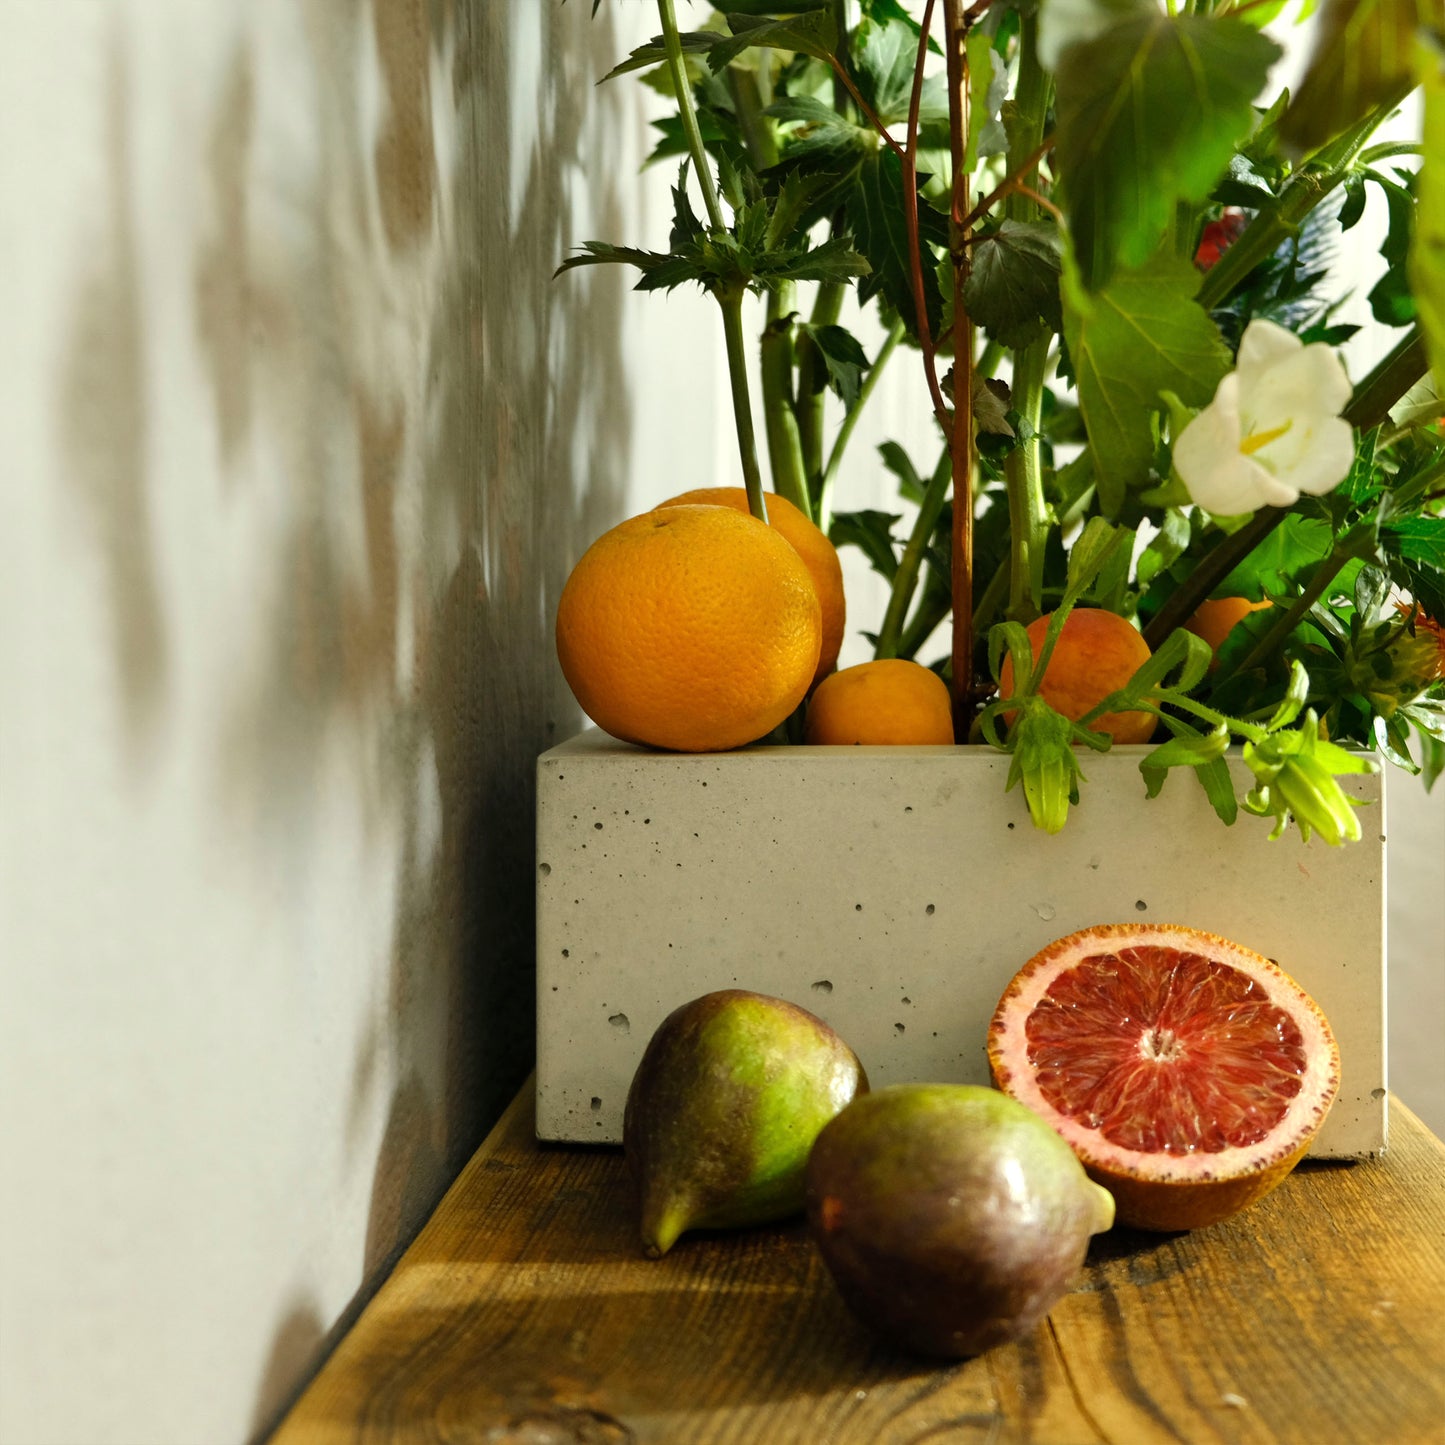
[986,923,1340,1231]
[556,505,821,753]
[998,610,1155,745]
[656,488,846,684]
[805,659,954,745]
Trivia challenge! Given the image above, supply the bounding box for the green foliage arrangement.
[564,0,1445,842]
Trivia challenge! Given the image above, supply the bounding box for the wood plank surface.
[273,1091,1445,1445]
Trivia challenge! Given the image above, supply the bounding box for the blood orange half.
[986,923,1340,1232]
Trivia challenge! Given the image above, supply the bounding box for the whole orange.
[805,659,954,745]
[1184,596,1271,662]
[556,505,821,752]
[657,488,845,684]
[998,609,1155,745]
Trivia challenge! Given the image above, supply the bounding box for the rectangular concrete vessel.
[536,730,1386,1156]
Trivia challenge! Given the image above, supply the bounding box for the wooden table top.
[274,1087,1445,1445]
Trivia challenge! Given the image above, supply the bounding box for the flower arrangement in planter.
[556,0,1445,845]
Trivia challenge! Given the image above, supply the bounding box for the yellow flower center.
[1240,419,1293,456]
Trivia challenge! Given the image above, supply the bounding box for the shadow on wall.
[52,0,629,1440]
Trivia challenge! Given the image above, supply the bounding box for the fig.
[624,989,868,1258]
[806,1084,1114,1357]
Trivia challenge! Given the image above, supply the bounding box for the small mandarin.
[805,659,954,745]
[999,609,1155,745]
[656,488,846,684]
[556,505,821,753]
[1184,596,1272,666]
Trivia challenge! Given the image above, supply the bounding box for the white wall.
[0,2,650,1441]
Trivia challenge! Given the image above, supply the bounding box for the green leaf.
[879,441,926,504]
[1062,253,1232,513]
[965,221,1065,350]
[709,11,839,71]
[758,234,872,285]
[1383,516,1445,570]
[852,15,928,122]
[1278,0,1427,155]
[965,33,996,173]
[829,509,902,583]
[1414,37,1445,394]
[556,241,706,292]
[1054,13,1280,289]
[1368,172,1418,325]
[851,149,948,339]
[797,323,870,407]
[1217,514,1336,597]
[600,31,719,84]
[1038,0,1154,70]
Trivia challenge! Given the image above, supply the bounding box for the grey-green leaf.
[965,220,1065,350]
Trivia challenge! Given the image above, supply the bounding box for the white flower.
[1172,319,1355,516]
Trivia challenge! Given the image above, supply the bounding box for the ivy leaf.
[708,11,839,71]
[1368,171,1418,326]
[1062,253,1232,514]
[1055,13,1280,290]
[851,148,948,339]
[600,31,719,84]
[829,509,902,583]
[797,323,870,407]
[1278,0,1427,155]
[1413,37,1445,393]
[965,220,1065,349]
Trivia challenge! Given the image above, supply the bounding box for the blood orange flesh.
[987,924,1340,1232]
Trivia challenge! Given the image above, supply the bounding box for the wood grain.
[273,1092,1445,1444]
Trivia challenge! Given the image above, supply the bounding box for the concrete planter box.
[535,729,1386,1157]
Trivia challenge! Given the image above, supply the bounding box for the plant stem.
[1005,341,1049,618]
[1141,324,1432,650]
[819,319,904,530]
[657,0,726,234]
[944,0,976,725]
[898,572,953,660]
[797,282,846,498]
[1345,327,1429,432]
[761,287,811,517]
[1231,531,1372,677]
[719,286,768,521]
[657,0,769,519]
[903,0,952,437]
[1001,13,1050,621]
[877,448,953,658]
[1197,93,1410,313]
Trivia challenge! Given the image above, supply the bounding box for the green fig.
[623,989,868,1258]
[806,1084,1115,1357]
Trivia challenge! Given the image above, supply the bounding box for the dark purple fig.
[624,989,868,1258]
[806,1084,1114,1356]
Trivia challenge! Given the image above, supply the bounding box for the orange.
[555,505,821,753]
[1184,596,1272,665]
[987,923,1341,1232]
[657,488,845,684]
[804,659,954,745]
[998,609,1155,745]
